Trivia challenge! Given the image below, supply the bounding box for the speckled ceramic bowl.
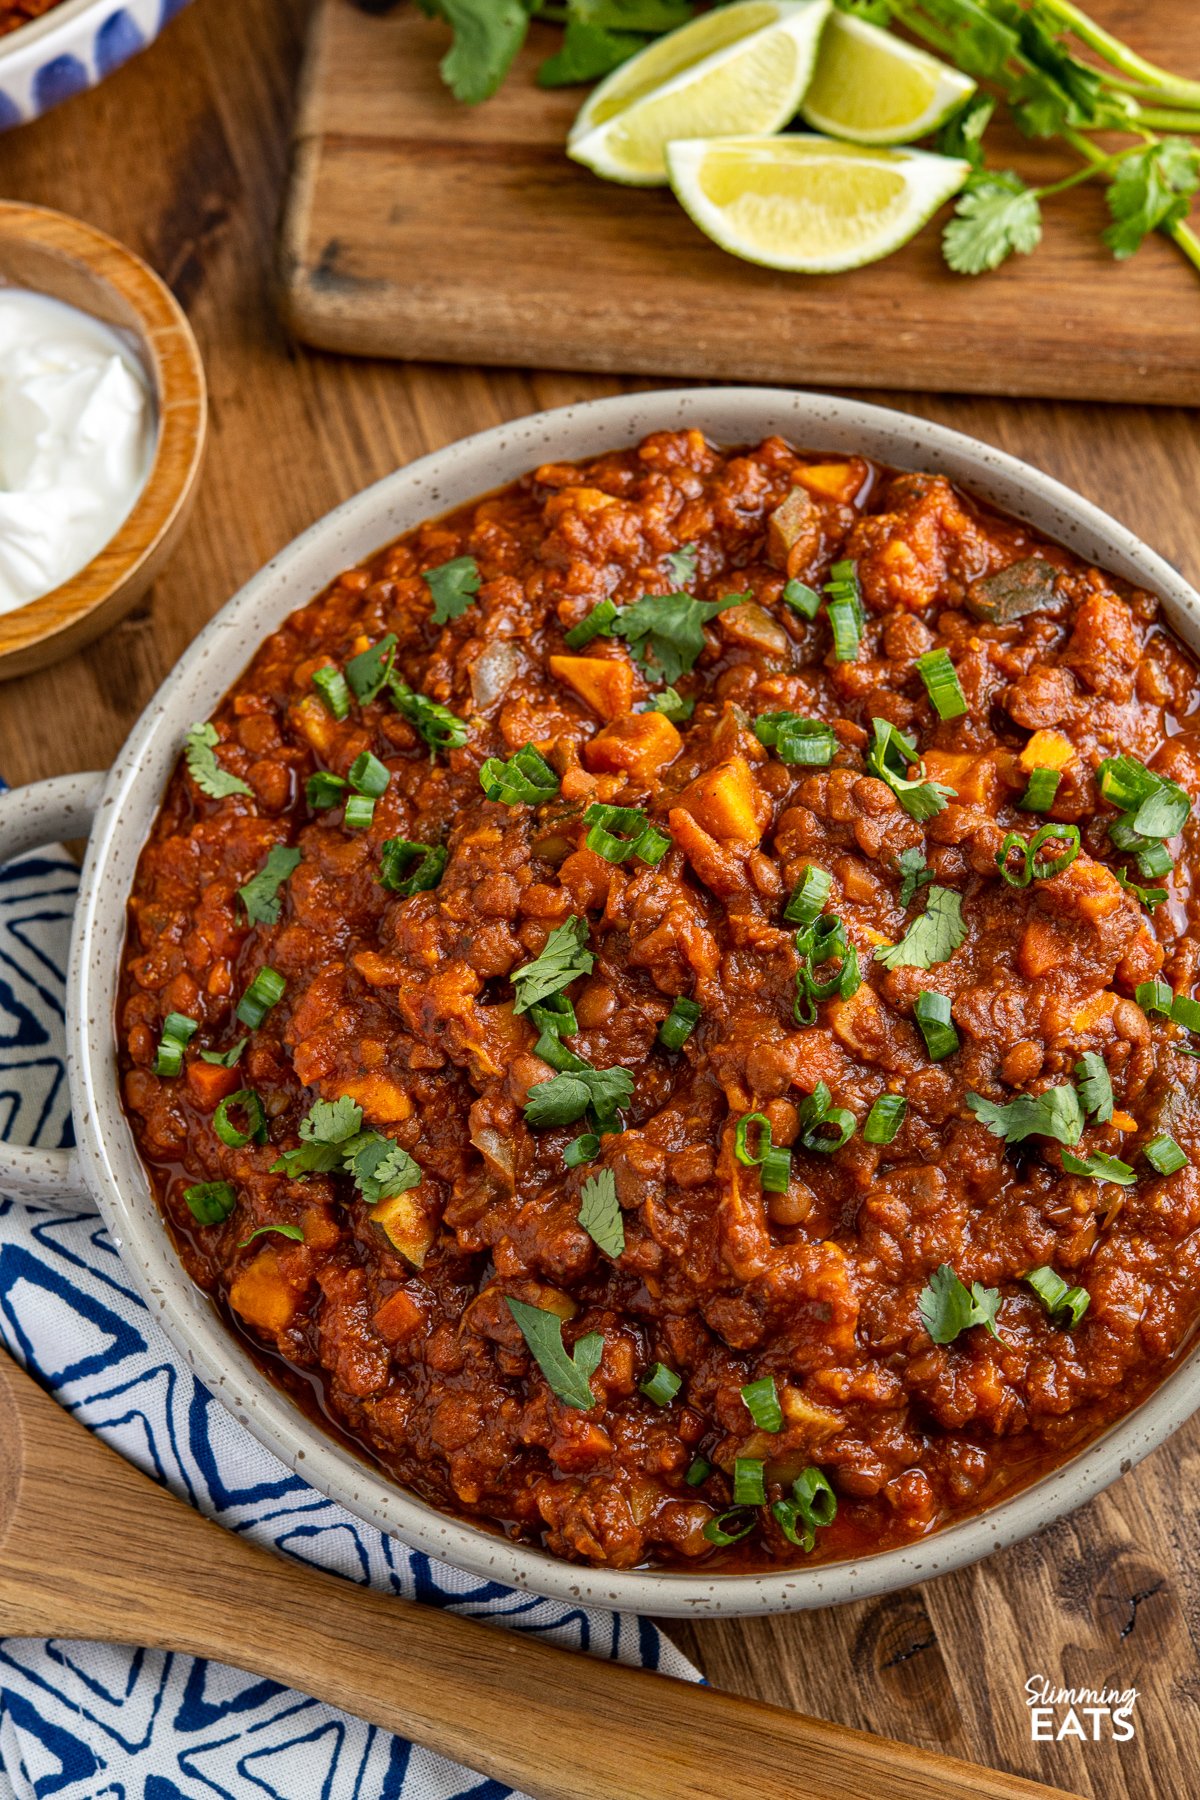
[2,387,1199,1617]
[0,0,191,131]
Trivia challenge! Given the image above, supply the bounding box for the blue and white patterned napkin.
[0,828,697,1800]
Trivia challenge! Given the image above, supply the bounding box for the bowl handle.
[0,771,106,1205]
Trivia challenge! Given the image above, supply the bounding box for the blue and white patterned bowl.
[0,0,191,130]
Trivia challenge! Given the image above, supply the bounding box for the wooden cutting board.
[279,0,1200,403]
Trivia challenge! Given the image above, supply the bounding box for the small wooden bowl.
[0,201,206,680]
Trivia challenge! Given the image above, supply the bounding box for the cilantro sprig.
[511,915,595,1015]
[613,589,741,685]
[875,885,966,972]
[918,1263,1003,1344]
[272,1095,421,1200]
[506,1297,603,1410]
[185,723,253,801]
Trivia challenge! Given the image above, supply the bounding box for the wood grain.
[277,0,1200,404]
[0,1349,1082,1800]
[0,2,1198,1796]
[0,202,207,678]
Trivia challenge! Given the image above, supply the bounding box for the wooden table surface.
[2,2,1199,1795]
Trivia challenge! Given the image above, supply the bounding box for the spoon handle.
[0,1353,1079,1800]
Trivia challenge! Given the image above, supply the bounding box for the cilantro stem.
[1132,108,1200,133]
[1033,0,1200,108]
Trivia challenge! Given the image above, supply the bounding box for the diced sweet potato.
[583,709,682,776]
[370,1192,436,1268]
[667,807,748,899]
[923,749,1000,809]
[548,654,634,721]
[229,1250,299,1337]
[338,1074,413,1123]
[795,462,864,504]
[676,756,766,845]
[1020,729,1076,772]
[373,1287,426,1343]
[544,486,618,521]
[1017,917,1068,980]
[300,1205,342,1253]
[185,1060,242,1109]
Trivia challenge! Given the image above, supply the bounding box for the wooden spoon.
[0,1350,1079,1800]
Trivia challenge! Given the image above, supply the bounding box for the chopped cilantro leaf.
[511,915,594,1015]
[344,1134,422,1203]
[966,1084,1084,1147]
[524,1063,634,1130]
[577,1167,625,1258]
[1074,1052,1113,1124]
[875,886,965,971]
[425,554,481,624]
[918,1263,1003,1344]
[238,846,302,926]
[506,1297,603,1409]
[1060,1149,1135,1187]
[1103,139,1200,261]
[184,723,253,800]
[867,718,956,821]
[664,542,698,586]
[612,590,740,685]
[896,846,934,909]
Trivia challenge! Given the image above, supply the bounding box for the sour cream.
[0,288,154,616]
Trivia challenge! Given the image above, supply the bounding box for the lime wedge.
[569,0,832,187]
[666,134,970,273]
[800,11,976,145]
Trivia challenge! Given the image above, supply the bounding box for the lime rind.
[665,133,970,274]
[568,0,832,188]
[799,11,977,146]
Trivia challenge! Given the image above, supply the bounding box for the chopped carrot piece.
[583,709,682,776]
[923,749,1000,808]
[677,755,765,845]
[548,654,634,721]
[1111,1110,1137,1132]
[1017,917,1066,979]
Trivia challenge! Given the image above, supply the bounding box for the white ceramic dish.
[2,386,1198,1618]
[0,0,192,131]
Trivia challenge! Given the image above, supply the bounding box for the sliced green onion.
[212,1089,268,1148]
[734,1112,771,1167]
[343,794,376,831]
[914,647,967,721]
[826,595,860,662]
[774,1464,839,1548]
[530,991,578,1039]
[1024,1266,1090,1327]
[914,990,958,1061]
[639,1362,682,1406]
[583,803,671,866]
[1144,1131,1188,1175]
[564,598,618,649]
[863,1093,907,1145]
[1098,754,1159,812]
[824,560,862,663]
[199,1037,248,1068]
[349,751,389,798]
[1173,993,1200,1033]
[345,634,397,703]
[658,996,701,1051]
[741,1375,782,1433]
[996,823,1080,886]
[563,1133,600,1169]
[797,1081,856,1154]
[784,865,832,926]
[782,578,822,620]
[307,771,349,809]
[239,1223,305,1248]
[702,1508,756,1546]
[236,966,286,1029]
[184,1180,237,1225]
[1136,979,1174,1019]
[760,1143,792,1194]
[1135,840,1174,879]
[311,665,351,719]
[793,916,861,1023]
[1018,767,1061,812]
[378,838,447,896]
[685,1457,712,1487]
[153,1012,198,1077]
[753,712,836,767]
[732,1457,766,1507]
[480,743,560,807]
